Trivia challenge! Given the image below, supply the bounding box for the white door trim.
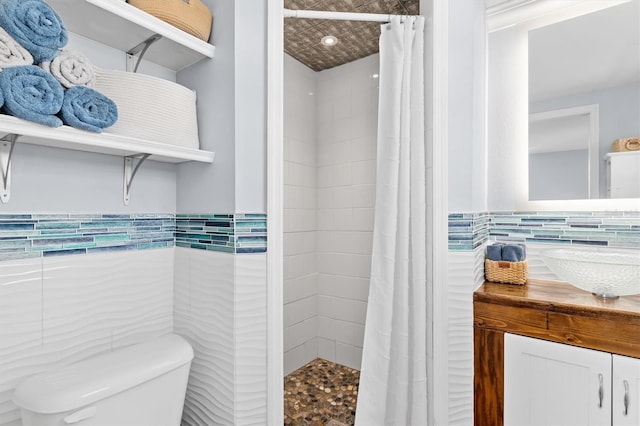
[529,104,600,199]
[432,0,450,424]
[266,0,284,424]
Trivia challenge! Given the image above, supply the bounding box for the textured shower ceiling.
[284,0,420,71]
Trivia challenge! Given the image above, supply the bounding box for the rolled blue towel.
[486,243,503,261]
[0,65,63,127]
[59,86,118,133]
[502,244,526,262]
[0,0,68,63]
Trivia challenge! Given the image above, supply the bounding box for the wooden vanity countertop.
[474,279,640,358]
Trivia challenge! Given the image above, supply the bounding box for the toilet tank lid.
[12,334,194,414]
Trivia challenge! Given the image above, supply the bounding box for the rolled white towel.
[0,27,33,71]
[40,50,95,89]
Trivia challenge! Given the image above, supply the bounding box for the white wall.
[174,2,270,422]
[1,32,177,214]
[445,1,488,424]
[234,0,267,214]
[530,82,640,198]
[529,149,588,200]
[446,248,485,426]
[283,56,318,375]
[0,249,174,426]
[447,0,488,213]
[175,0,236,214]
[283,54,379,374]
[174,248,235,425]
[486,25,529,211]
[176,0,267,214]
[315,55,379,371]
[174,248,267,426]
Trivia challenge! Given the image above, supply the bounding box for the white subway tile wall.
[284,55,319,375]
[315,55,379,371]
[284,53,379,374]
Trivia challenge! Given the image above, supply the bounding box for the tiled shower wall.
[283,54,379,374]
[315,55,379,370]
[283,55,318,374]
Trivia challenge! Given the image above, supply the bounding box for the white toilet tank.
[12,334,193,426]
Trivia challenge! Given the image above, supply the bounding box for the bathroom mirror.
[487,0,640,209]
[528,1,639,200]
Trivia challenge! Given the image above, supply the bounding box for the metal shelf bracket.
[123,153,150,205]
[126,34,162,72]
[0,134,19,203]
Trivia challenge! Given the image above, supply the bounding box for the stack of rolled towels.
[485,242,528,285]
[0,0,117,132]
[486,243,526,262]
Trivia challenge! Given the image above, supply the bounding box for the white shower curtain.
[355,15,427,426]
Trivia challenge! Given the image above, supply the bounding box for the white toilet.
[12,334,193,426]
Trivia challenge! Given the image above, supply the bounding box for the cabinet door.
[613,354,640,425]
[608,152,640,198]
[504,333,611,426]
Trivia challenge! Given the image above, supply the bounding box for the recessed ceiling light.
[321,35,338,46]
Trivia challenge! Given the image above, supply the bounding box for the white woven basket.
[94,69,200,149]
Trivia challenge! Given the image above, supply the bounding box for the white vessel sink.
[541,248,640,298]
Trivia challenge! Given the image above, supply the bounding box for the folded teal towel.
[60,86,118,133]
[0,0,68,63]
[487,244,503,261]
[502,244,526,262]
[0,65,63,127]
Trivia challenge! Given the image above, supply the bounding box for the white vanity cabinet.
[613,354,640,426]
[505,333,640,426]
[605,151,640,198]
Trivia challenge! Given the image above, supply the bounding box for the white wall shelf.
[0,115,215,164]
[0,115,214,204]
[47,0,215,71]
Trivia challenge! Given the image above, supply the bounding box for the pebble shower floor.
[284,358,360,426]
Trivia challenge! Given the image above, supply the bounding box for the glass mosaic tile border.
[0,213,267,261]
[175,213,267,254]
[448,213,490,251]
[0,214,175,261]
[449,211,640,250]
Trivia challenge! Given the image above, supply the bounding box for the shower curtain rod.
[283,8,415,23]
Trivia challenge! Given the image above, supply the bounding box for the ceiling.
[283,0,420,72]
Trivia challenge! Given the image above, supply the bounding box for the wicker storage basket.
[485,259,528,285]
[612,137,640,152]
[128,0,213,41]
[94,69,200,149]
